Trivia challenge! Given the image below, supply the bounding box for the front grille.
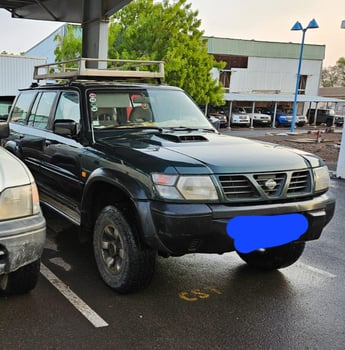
[218,170,311,201]
[288,171,311,194]
[254,173,286,197]
[219,175,259,199]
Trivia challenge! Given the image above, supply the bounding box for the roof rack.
[33,58,165,82]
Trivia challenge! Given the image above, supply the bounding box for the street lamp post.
[290,19,319,133]
[336,19,345,179]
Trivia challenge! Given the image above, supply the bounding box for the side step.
[40,192,81,226]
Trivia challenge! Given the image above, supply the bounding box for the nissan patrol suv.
[3,59,335,293]
[0,122,46,295]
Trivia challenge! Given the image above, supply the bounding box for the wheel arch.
[79,168,152,244]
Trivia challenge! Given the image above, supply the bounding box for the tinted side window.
[28,91,57,129]
[10,91,37,124]
[55,91,80,122]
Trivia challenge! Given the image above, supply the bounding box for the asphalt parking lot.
[0,177,344,350]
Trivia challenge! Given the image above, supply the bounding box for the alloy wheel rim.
[100,224,125,275]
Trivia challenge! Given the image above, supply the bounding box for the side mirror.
[53,119,77,137]
[0,121,9,139]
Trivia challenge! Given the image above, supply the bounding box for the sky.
[0,0,344,67]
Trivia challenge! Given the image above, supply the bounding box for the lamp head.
[291,21,303,31]
[291,19,319,31]
[307,18,319,29]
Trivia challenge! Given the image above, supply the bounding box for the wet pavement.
[0,168,344,350]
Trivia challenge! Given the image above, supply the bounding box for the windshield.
[87,88,214,139]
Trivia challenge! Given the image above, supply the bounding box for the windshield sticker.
[89,93,98,112]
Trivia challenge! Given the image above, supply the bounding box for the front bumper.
[0,212,46,274]
[137,193,335,256]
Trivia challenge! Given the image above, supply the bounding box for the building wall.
[205,36,331,115]
[319,87,345,114]
[230,56,322,95]
[25,24,66,63]
[0,54,47,96]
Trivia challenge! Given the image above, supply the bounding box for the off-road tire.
[93,205,156,293]
[0,259,40,295]
[236,242,305,270]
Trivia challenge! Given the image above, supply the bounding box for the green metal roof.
[205,36,325,61]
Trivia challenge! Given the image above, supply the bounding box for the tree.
[109,0,225,105]
[54,0,225,105]
[321,57,345,87]
[54,25,82,63]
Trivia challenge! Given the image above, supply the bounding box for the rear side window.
[28,91,57,129]
[10,91,37,124]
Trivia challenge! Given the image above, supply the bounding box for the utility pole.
[336,20,345,178]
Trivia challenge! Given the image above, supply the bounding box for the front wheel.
[0,259,41,295]
[236,242,305,270]
[93,205,156,293]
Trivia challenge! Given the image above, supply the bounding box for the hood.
[99,131,319,175]
[0,147,32,191]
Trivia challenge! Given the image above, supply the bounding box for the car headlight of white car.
[0,183,40,220]
[152,174,218,200]
[313,166,330,192]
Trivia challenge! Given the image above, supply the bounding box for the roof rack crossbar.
[33,58,165,81]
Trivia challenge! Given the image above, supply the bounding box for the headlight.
[314,166,330,192]
[0,183,40,220]
[152,174,218,200]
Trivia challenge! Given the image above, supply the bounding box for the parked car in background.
[230,107,250,127]
[243,107,271,127]
[0,96,15,120]
[295,114,308,127]
[208,112,228,129]
[307,108,344,127]
[0,122,46,295]
[335,114,345,126]
[262,108,306,127]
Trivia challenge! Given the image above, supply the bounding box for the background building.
[206,36,343,117]
[21,26,345,122]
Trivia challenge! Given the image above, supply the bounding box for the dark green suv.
[4,59,335,293]
[307,108,344,127]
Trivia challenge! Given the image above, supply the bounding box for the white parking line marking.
[296,262,336,278]
[49,257,72,271]
[40,263,109,328]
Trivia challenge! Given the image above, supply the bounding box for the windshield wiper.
[95,126,165,140]
[162,126,216,133]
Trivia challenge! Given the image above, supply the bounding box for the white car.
[295,114,308,127]
[231,107,250,127]
[244,107,272,127]
[0,122,46,295]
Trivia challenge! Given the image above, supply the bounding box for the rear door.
[38,90,85,209]
[8,89,84,216]
[8,90,51,180]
